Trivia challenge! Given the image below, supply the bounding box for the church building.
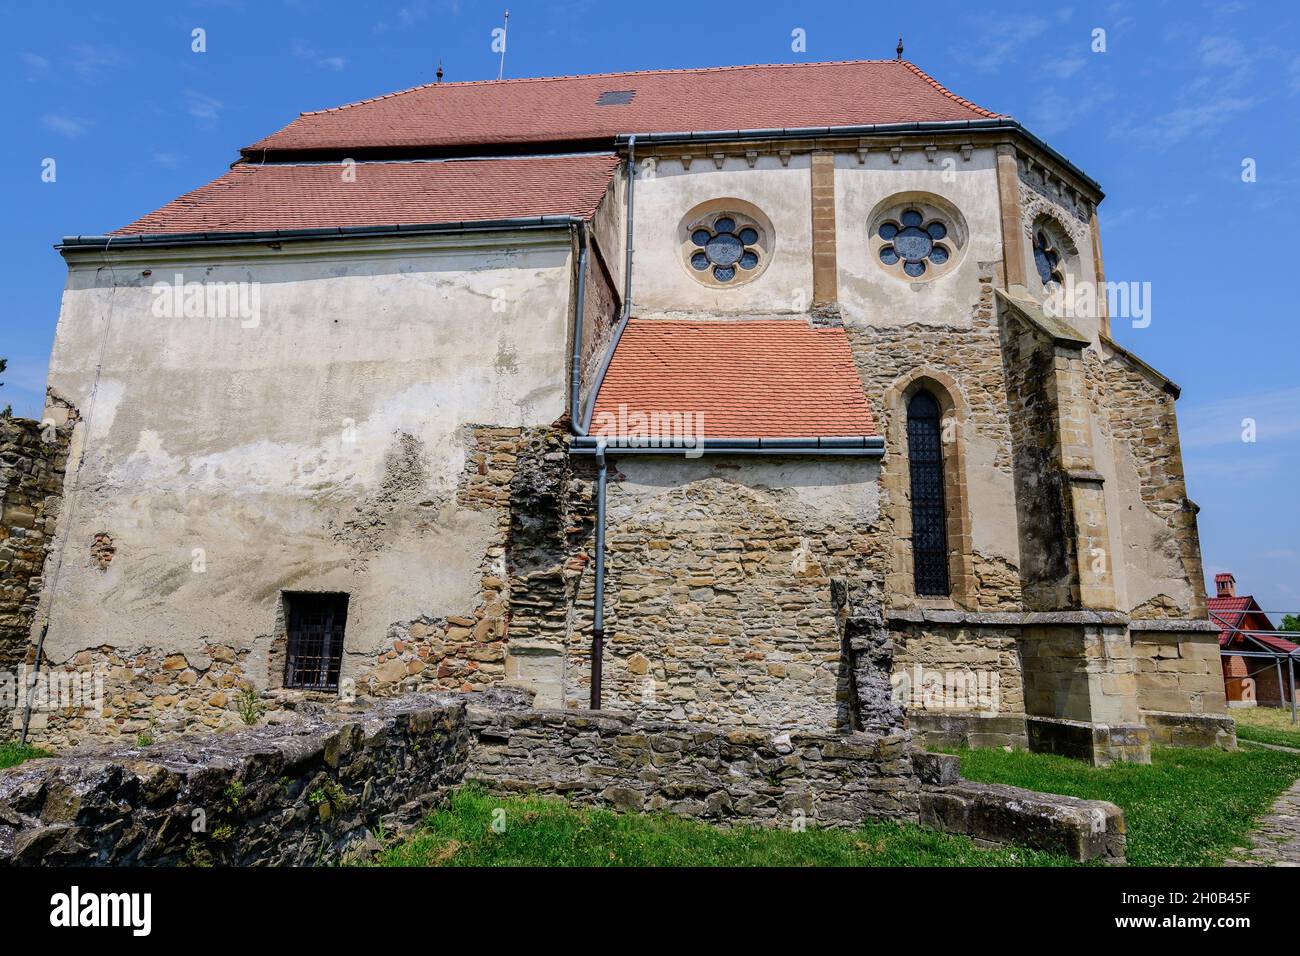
[6,55,1232,764]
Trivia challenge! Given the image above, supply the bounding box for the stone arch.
[883,368,975,609]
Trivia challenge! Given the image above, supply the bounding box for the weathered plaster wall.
[40,233,574,692]
[835,147,1003,328]
[628,155,813,317]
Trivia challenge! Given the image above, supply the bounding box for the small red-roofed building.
[1211,572,1297,706]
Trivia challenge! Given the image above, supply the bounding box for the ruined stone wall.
[561,457,885,732]
[465,704,919,825]
[0,414,72,681]
[0,694,469,866]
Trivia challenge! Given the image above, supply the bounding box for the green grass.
[0,741,51,769]
[953,745,1300,866]
[1230,707,1300,750]
[372,785,1067,867]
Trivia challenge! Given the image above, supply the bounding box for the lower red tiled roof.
[113,154,619,235]
[590,319,875,439]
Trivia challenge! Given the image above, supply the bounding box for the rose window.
[689,217,761,283]
[877,210,951,278]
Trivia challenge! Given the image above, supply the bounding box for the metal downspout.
[622,135,635,311]
[586,137,637,703]
[591,438,608,709]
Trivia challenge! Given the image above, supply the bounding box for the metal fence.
[1213,609,1300,724]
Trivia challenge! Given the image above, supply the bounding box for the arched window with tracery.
[907,390,950,596]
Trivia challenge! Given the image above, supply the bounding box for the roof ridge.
[299,58,912,117]
[898,60,1005,119]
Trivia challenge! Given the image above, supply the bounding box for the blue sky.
[2,0,1297,614]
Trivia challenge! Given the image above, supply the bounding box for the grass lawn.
[373,785,1067,867]
[1230,706,1300,750]
[0,741,51,769]
[379,745,1300,867]
[954,745,1300,866]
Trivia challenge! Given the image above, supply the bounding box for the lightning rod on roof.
[497,9,509,81]
[896,36,904,60]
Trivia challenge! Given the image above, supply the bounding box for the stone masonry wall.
[1098,353,1207,619]
[847,266,1025,612]
[1,414,72,677]
[465,703,920,825]
[0,694,470,866]
[999,311,1075,610]
[562,463,884,732]
[1130,626,1227,717]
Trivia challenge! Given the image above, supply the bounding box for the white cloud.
[1199,35,1246,68]
[961,18,1050,72]
[1179,386,1300,450]
[42,113,88,137]
[66,42,129,80]
[292,41,347,71]
[185,90,223,122]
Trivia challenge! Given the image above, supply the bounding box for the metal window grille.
[284,593,348,691]
[907,391,950,596]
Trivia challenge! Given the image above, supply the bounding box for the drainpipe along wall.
[583,137,636,708]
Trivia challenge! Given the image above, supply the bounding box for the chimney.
[1215,572,1236,598]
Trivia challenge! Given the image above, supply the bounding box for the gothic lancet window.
[907,391,950,596]
[1033,229,1064,288]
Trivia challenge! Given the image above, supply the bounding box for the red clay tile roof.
[1208,594,1295,651]
[113,154,619,235]
[590,319,876,439]
[244,60,1003,156]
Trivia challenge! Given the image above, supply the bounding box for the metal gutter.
[569,222,589,430]
[570,436,885,456]
[575,135,637,437]
[613,118,1103,198]
[58,215,586,252]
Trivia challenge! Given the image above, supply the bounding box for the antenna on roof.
[496,9,509,81]
[436,59,444,83]
[896,36,904,60]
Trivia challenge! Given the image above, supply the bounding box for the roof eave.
[569,436,885,456]
[57,215,587,253]
[614,119,1103,200]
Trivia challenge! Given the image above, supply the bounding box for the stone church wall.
[0,416,70,676]
[560,456,886,732]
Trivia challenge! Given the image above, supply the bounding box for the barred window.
[284,592,348,691]
[907,391,950,596]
